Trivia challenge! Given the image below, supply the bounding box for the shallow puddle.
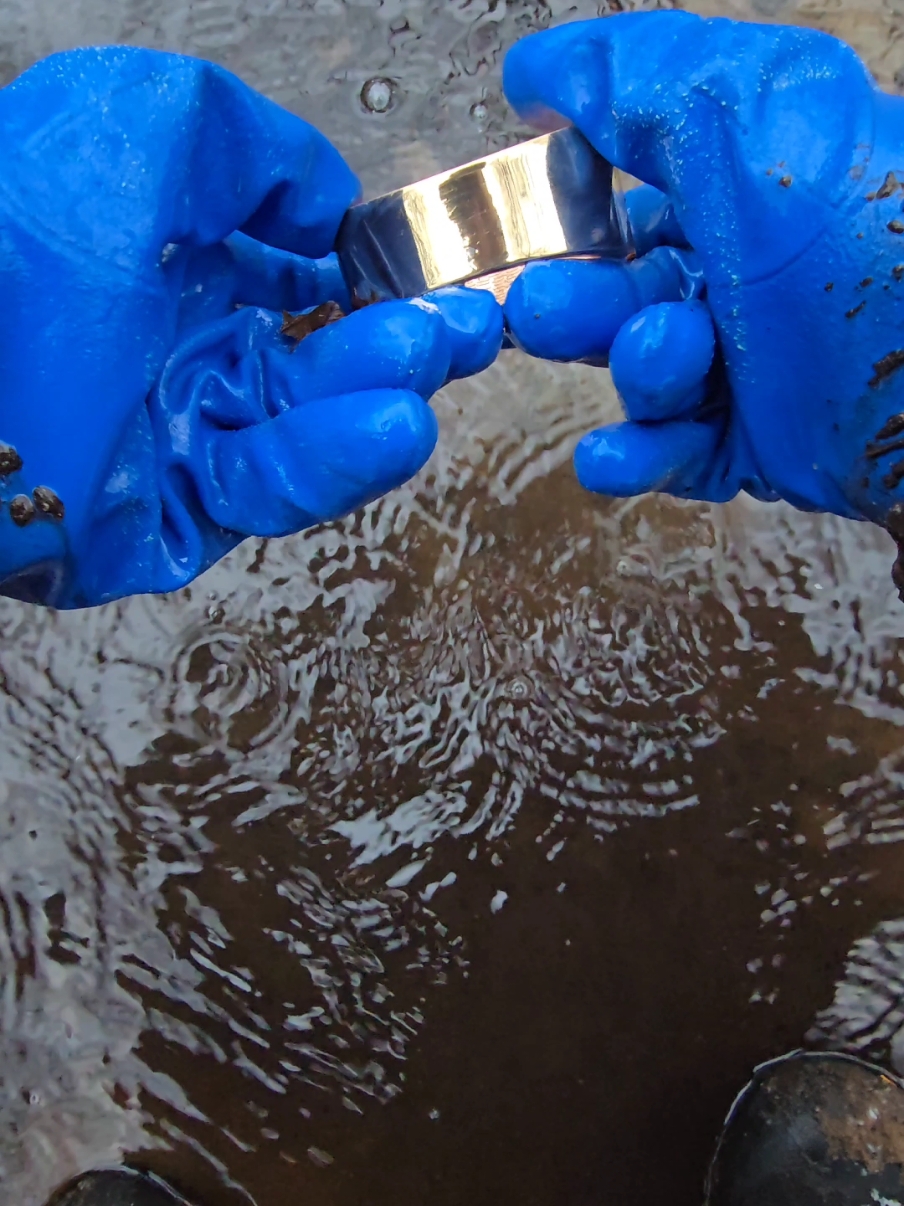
[3,2,904,1205]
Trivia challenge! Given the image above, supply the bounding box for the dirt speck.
[32,486,64,521]
[872,170,901,201]
[280,301,346,349]
[860,277,874,287]
[778,175,792,188]
[889,220,904,234]
[824,282,834,292]
[0,443,23,477]
[869,350,904,388]
[846,301,866,318]
[883,459,904,490]
[887,499,904,598]
[9,494,35,527]
[351,290,381,311]
[874,412,904,441]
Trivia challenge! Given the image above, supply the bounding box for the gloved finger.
[169,57,359,254]
[198,388,437,537]
[505,245,704,363]
[273,299,453,407]
[610,300,716,422]
[624,185,688,257]
[502,14,873,258]
[175,236,350,332]
[423,286,504,379]
[574,417,723,499]
[264,291,501,413]
[503,14,692,193]
[176,248,506,368]
[159,291,500,438]
[12,48,360,256]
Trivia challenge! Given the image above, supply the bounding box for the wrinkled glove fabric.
[0,48,501,607]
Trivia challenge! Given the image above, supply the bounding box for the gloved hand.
[0,48,502,608]
[503,13,904,587]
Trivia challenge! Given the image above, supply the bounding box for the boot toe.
[47,1169,199,1206]
[706,1051,904,1206]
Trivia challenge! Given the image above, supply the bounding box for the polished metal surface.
[336,127,630,304]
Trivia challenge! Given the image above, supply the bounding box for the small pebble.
[0,443,23,476]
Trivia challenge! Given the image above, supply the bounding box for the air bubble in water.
[361,77,394,114]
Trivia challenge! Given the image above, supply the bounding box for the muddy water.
[3,2,904,1205]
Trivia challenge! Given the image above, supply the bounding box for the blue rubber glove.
[0,48,502,608]
[503,13,904,587]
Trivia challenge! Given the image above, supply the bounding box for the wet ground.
[4,1,904,1204]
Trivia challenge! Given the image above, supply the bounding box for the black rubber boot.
[705,1050,904,1205]
[46,1168,200,1206]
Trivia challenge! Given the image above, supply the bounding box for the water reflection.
[3,2,904,1206]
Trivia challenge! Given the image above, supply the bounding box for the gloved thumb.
[574,417,720,499]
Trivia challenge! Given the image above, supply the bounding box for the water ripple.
[2,1,904,1203]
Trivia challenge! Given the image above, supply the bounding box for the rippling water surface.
[4,2,904,1204]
